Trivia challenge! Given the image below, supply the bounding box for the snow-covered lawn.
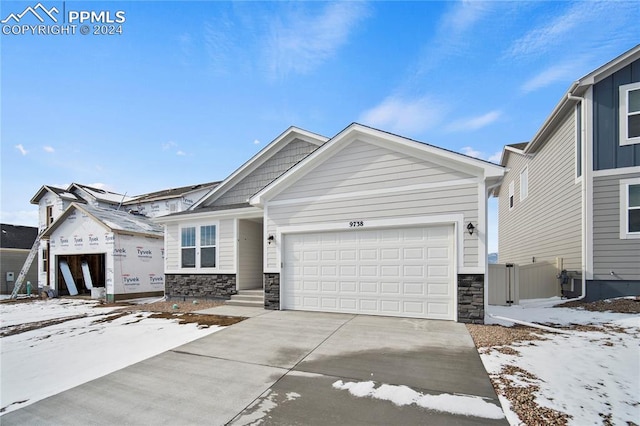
[483,298,640,425]
[0,299,222,415]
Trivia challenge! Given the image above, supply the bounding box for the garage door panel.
[283,225,455,320]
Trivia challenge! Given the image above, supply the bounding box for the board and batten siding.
[266,140,480,270]
[213,139,319,207]
[164,218,235,273]
[593,58,640,170]
[592,172,640,280]
[498,110,582,270]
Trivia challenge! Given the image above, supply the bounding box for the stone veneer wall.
[457,274,484,324]
[264,273,280,310]
[165,274,236,299]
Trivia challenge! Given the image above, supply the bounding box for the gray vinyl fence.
[488,260,562,306]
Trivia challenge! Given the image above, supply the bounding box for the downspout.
[567,92,587,301]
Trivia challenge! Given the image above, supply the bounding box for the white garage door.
[282,225,455,320]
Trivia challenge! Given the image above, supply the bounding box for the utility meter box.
[6,272,15,282]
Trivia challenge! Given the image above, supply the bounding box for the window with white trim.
[181,224,218,268]
[508,181,514,210]
[620,178,640,239]
[576,102,582,178]
[619,82,640,146]
[520,167,529,201]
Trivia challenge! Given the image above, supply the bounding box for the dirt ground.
[557,296,640,313]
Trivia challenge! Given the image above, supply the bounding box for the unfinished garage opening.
[56,254,105,296]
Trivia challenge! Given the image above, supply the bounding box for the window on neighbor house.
[508,181,514,210]
[46,205,54,226]
[181,227,196,268]
[42,245,48,272]
[520,167,529,201]
[620,82,640,146]
[620,178,640,239]
[181,224,217,268]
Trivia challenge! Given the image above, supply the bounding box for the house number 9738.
[349,221,364,227]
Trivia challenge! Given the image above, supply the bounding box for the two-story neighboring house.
[496,45,640,301]
[29,182,216,301]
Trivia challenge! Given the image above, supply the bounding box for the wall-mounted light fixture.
[466,222,475,235]
[267,235,275,244]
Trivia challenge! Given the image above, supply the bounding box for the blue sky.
[1,0,639,253]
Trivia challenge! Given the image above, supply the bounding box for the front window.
[620,178,640,239]
[619,82,640,146]
[520,167,529,201]
[508,181,514,210]
[181,227,196,268]
[181,224,217,268]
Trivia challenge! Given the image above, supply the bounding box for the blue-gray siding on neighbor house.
[585,280,640,302]
[593,59,640,170]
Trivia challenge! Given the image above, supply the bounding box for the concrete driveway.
[2,307,507,425]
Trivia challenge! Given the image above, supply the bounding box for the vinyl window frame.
[520,167,529,201]
[179,223,219,269]
[619,177,640,239]
[508,181,515,210]
[619,82,640,146]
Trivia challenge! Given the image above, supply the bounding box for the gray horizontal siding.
[213,139,318,206]
[267,184,479,269]
[273,140,475,200]
[0,249,38,294]
[498,110,582,270]
[592,172,640,280]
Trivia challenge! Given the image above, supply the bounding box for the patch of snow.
[285,392,301,401]
[332,380,504,419]
[482,297,640,425]
[233,389,277,426]
[0,300,221,414]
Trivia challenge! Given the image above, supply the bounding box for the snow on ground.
[0,299,222,415]
[483,298,640,425]
[332,380,505,420]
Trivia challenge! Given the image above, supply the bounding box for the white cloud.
[15,144,28,155]
[43,146,55,153]
[253,139,261,145]
[176,150,186,156]
[446,110,502,132]
[0,209,39,227]
[359,96,447,135]
[265,2,369,78]
[459,146,502,164]
[162,141,177,151]
[520,60,589,94]
[505,2,611,60]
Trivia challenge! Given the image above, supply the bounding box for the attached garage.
[282,225,454,320]
[246,124,504,323]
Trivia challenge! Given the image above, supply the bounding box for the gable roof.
[124,181,220,205]
[41,203,163,239]
[524,44,640,154]
[190,126,328,210]
[250,123,505,207]
[498,142,529,167]
[1,223,38,249]
[30,185,80,204]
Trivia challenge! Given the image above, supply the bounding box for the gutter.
[566,91,588,302]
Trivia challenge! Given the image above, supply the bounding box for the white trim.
[267,178,479,207]
[477,181,486,270]
[584,87,594,281]
[233,218,239,284]
[275,214,466,275]
[619,177,640,239]
[575,102,583,184]
[154,206,263,224]
[619,82,640,146]
[178,221,220,271]
[592,166,640,177]
[508,181,515,211]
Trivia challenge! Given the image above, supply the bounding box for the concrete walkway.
[2,307,507,425]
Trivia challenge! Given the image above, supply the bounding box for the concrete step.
[225,289,264,307]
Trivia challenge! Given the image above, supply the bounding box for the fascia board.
[153,206,263,224]
[190,127,328,210]
[41,203,112,238]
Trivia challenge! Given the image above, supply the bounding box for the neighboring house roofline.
[190,126,329,210]
[524,44,640,154]
[499,142,529,166]
[30,185,80,204]
[41,202,163,239]
[1,223,38,249]
[124,181,221,205]
[250,122,505,207]
[67,183,134,204]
